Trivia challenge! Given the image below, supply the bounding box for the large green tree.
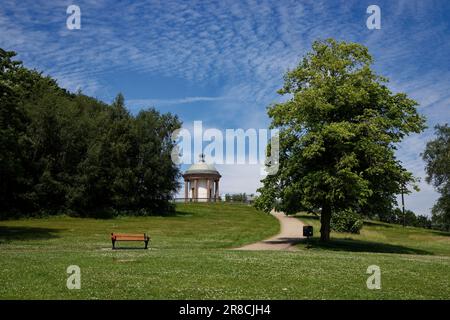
[0,49,27,213]
[255,39,426,241]
[422,124,450,231]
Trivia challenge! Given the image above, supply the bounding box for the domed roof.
[183,154,221,176]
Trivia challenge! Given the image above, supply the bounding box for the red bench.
[111,233,150,249]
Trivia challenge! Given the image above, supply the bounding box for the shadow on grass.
[161,210,195,218]
[264,237,304,245]
[295,214,319,220]
[301,237,432,255]
[429,230,450,237]
[0,226,62,243]
[112,247,148,250]
[71,209,194,219]
[362,221,395,228]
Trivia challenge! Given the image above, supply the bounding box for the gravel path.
[235,210,305,251]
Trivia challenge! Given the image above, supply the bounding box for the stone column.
[206,179,211,201]
[184,180,188,202]
[194,179,198,202]
[215,180,219,201]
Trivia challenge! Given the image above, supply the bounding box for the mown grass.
[296,214,450,256]
[0,203,449,299]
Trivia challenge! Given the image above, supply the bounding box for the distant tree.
[232,193,247,202]
[132,108,181,212]
[255,39,426,241]
[72,93,137,213]
[403,209,418,227]
[378,207,432,229]
[377,208,398,224]
[21,72,74,213]
[416,215,432,229]
[422,124,450,231]
[224,193,248,202]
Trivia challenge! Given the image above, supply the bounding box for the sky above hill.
[1,0,449,216]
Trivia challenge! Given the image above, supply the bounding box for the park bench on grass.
[111,233,150,249]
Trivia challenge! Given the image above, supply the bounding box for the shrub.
[330,209,364,234]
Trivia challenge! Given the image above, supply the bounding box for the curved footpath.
[235,210,305,251]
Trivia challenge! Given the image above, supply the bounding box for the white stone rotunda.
[182,154,221,202]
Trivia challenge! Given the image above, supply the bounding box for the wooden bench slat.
[111,233,150,249]
[115,236,144,238]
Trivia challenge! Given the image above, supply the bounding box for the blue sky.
[1,0,449,216]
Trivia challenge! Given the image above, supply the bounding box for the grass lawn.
[296,214,450,256]
[1,203,449,299]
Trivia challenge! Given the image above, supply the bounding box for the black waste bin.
[303,225,313,237]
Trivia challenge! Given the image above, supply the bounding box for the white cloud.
[128,96,226,108]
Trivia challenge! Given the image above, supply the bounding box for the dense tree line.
[0,49,181,218]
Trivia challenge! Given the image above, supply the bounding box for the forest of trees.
[0,48,181,218]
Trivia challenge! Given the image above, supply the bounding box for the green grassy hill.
[296,214,450,256]
[0,203,449,299]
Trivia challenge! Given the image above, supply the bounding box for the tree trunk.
[320,203,332,242]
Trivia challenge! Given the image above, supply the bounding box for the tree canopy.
[422,124,450,231]
[255,39,426,241]
[0,48,181,218]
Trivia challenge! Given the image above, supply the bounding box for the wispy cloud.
[128,96,226,108]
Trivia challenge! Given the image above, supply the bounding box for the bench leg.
[112,239,116,249]
[144,239,149,249]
